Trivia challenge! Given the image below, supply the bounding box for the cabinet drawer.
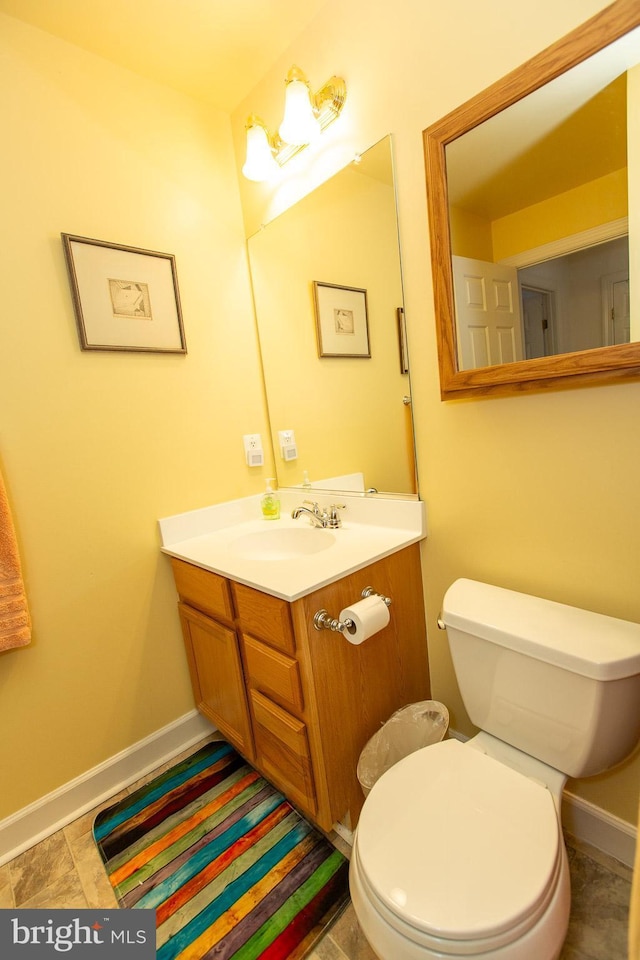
[171,558,234,622]
[250,690,315,811]
[243,635,303,712]
[233,583,295,654]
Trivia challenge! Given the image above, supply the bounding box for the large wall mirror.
[424,0,640,399]
[247,135,418,496]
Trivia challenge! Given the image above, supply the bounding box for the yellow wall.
[232,0,640,825]
[492,167,628,261]
[0,14,272,819]
[449,205,494,260]
[450,168,627,263]
[3,0,640,837]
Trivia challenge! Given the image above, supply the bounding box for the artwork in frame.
[61,234,186,353]
[313,281,370,358]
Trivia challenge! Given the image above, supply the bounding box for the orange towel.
[0,468,31,651]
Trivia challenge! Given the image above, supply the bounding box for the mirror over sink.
[247,136,418,497]
[424,0,640,399]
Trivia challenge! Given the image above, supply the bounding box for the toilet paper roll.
[339,594,390,645]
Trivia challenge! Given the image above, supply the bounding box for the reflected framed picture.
[61,234,186,353]
[313,281,370,358]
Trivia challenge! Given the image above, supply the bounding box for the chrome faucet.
[291,500,345,529]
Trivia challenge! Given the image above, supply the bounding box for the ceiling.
[0,0,326,111]
[447,75,627,220]
[444,17,640,224]
[4,0,634,220]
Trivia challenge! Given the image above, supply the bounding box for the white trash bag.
[357,700,449,797]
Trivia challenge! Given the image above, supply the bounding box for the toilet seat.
[355,738,561,949]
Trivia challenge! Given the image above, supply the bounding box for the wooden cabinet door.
[178,602,254,760]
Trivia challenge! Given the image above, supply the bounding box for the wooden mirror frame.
[424,0,640,400]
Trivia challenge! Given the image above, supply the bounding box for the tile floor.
[0,736,633,960]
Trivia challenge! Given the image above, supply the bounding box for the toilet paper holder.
[313,587,392,634]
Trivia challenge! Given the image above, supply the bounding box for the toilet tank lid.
[442,579,640,681]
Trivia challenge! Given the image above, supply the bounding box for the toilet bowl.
[350,737,570,959]
[349,579,640,960]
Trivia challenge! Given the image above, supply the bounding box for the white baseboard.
[332,819,354,848]
[2,717,635,872]
[0,710,215,867]
[562,790,637,868]
[447,728,636,868]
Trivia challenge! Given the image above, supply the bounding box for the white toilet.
[350,578,640,960]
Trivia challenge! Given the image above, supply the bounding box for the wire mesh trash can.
[357,700,449,797]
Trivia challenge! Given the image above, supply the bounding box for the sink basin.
[230,526,336,561]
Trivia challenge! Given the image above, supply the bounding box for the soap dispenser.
[261,478,280,520]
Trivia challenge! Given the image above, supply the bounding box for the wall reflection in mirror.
[247,136,418,497]
[444,19,639,372]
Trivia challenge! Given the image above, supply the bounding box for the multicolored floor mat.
[93,738,350,960]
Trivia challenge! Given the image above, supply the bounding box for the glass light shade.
[279,79,321,146]
[242,122,280,182]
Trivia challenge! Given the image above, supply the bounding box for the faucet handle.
[303,499,321,515]
[327,503,346,528]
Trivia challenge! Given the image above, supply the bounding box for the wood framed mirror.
[424,0,640,399]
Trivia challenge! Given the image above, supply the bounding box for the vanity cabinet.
[170,542,429,832]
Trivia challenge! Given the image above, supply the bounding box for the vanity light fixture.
[242,66,346,183]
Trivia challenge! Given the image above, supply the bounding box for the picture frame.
[397,306,409,374]
[313,281,370,358]
[61,234,186,353]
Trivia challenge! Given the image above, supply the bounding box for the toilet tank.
[441,579,640,778]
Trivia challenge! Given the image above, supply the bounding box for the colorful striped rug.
[93,738,350,960]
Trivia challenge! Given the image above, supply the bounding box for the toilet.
[350,578,640,960]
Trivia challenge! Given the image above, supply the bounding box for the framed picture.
[61,234,186,353]
[397,306,409,374]
[313,281,370,358]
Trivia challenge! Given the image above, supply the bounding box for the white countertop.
[159,490,427,601]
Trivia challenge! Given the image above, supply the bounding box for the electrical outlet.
[243,433,264,467]
[278,429,298,461]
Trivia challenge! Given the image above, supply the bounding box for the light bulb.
[279,73,321,146]
[242,119,280,182]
